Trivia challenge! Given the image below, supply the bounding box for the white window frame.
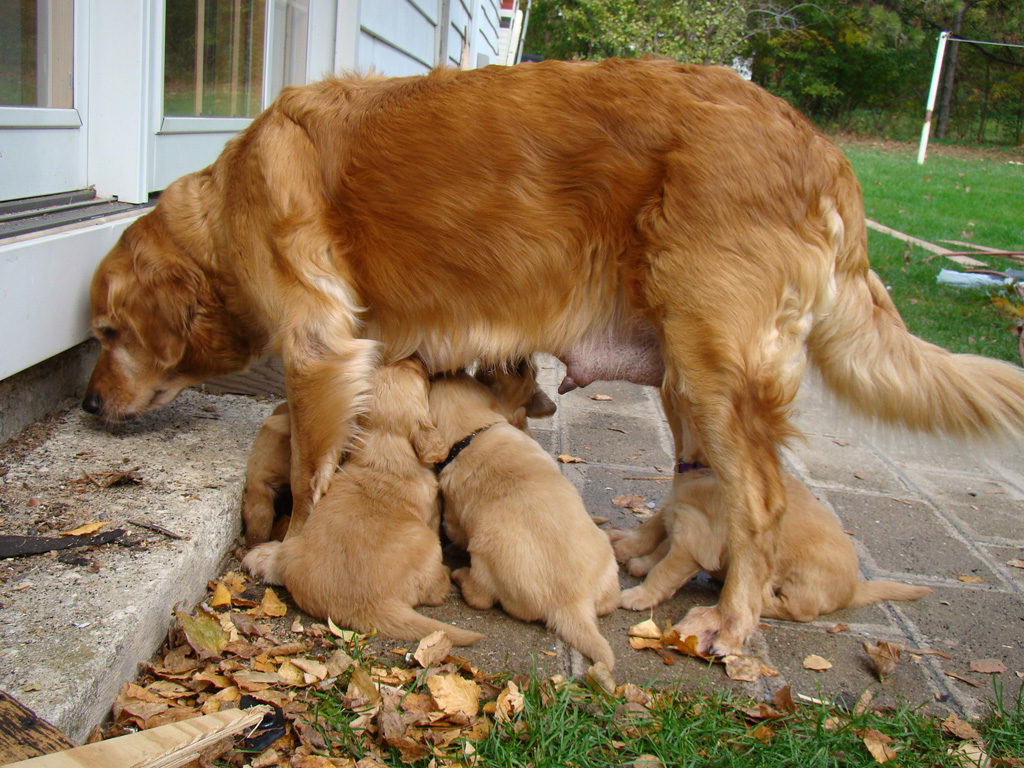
[0,0,340,381]
[0,0,89,202]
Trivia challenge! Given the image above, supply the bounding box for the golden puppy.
[243,359,483,646]
[429,372,620,669]
[242,401,291,546]
[608,469,931,622]
[474,357,557,435]
[83,59,1024,655]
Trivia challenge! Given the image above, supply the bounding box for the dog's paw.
[607,530,643,563]
[626,554,658,577]
[672,605,724,656]
[620,586,658,611]
[242,542,285,585]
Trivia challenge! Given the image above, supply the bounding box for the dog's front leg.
[283,335,379,537]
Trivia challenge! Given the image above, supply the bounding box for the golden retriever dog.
[83,59,1024,655]
[242,359,484,646]
[242,401,291,546]
[608,468,931,621]
[430,372,620,669]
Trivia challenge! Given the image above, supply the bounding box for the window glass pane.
[0,0,74,108]
[164,0,267,118]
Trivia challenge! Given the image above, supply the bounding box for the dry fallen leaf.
[60,521,112,537]
[258,588,288,618]
[427,673,480,717]
[862,729,897,763]
[724,655,763,683]
[590,394,613,401]
[803,654,833,671]
[210,582,233,609]
[557,454,586,464]
[946,741,992,767]
[1007,558,1024,569]
[942,713,981,741]
[413,630,453,668]
[827,623,849,634]
[586,662,617,696]
[628,618,663,640]
[958,575,985,584]
[970,658,1007,675]
[176,611,228,658]
[863,640,903,680]
[613,494,647,509]
[495,680,525,723]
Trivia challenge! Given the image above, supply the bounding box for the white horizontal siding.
[359,0,437,73]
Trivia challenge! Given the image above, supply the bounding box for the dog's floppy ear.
[527,390,557,419]
[412,416,448,465]
[107,216,205,368]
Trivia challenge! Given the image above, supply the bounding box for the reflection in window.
[164,0,309,119]
[164,0,267,118]
[0,0,74,108]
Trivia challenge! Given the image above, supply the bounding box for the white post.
[918,31,950,165]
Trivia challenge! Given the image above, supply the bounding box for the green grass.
[839,141,1024,364]
[309,668,1024,767]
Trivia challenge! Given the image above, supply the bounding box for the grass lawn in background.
[838,140,1024,365]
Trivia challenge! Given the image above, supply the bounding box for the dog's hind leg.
[655,314,799,656]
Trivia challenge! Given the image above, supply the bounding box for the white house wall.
[1,0,508,382]
[359,0,437,75]
[474,0,500,67]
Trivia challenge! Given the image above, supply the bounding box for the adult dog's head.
[82,200,255,423]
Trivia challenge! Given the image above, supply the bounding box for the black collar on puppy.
[435,425,496,474]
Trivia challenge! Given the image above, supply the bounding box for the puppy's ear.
[527,390,557,419]
[412,416,448,465]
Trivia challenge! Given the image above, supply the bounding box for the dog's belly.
[556,318,665,393]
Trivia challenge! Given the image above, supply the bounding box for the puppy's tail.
[847,580,931,609]
[548,603,616,671]
[808,198,1024,440]
[371,602,485,647]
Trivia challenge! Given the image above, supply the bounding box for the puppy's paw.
[607,530,642,562]
[672,605,723,656]
[626,554,658,577]
[620,586,658,611]
[242,542,285,585]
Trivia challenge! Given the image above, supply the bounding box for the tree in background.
[524,0,805,66]
[524,0,1024,145]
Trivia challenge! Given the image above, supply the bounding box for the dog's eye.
[96,326,118,343]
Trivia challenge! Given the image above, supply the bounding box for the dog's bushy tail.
[808,197,1024,439]
[371,601,485,647]
[548,603,616,671]
[847,581,931,609]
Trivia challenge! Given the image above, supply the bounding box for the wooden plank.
[865,219,989,267]
[0,691,75,764]
[5,706,269,768]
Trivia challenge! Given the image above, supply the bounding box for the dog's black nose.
[82,392,102,415]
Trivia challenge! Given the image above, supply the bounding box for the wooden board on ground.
[866,219,989,267]
[0,691,75,764]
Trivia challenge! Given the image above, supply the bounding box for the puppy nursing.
[430,370,621,669]
[608,469,931,622]
[242,359,484,646]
